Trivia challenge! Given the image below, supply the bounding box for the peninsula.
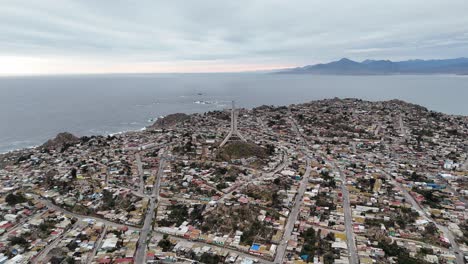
[0,98,467,264]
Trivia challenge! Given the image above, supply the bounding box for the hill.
[42,132,79,151]
[279,57,468,75]
[217,141,269,161]
[148,113,190,129]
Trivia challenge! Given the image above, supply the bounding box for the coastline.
[0,125,150,155]
[2,96,468,155]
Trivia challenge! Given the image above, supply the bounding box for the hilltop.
[42,132,80,151]
[148,113,190,129]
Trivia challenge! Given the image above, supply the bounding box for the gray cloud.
[1,0,467,73]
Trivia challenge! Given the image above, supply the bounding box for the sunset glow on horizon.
[0,56,297,76]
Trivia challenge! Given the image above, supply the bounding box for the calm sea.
[0,73,467,153]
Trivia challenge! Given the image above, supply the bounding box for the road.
[0,210,45,241]
[288,113,360,263]
[167,234,271,263]
[174,158,260,175]
[379,169,465,264]
[135,153,145,194]
[31,194,140,230]
[332,162,359,264]
[374,122,382,137]
[86,225,108,264]
[398,114,407,138]
[274,158,311,264]
[435,174,467,206]
[113,185,150,199]
[351,142,357,154]
[462,156,468,171]
[123,142,174,152]
[32,221,81,264]
[216,153,289,204]
[134,150,166,264]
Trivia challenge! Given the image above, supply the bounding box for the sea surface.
[1,73,467,153]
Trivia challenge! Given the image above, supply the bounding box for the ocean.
[0,73,467,153]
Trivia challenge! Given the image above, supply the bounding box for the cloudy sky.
[1,0,468,75]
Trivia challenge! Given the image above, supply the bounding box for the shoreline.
[1,96,467,155]
[0,126,149,155]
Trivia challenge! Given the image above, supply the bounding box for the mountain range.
[279,58,468,75]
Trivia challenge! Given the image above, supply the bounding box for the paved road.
[0,210,45,241]
[274,159,311,264]
[379,169,464,264]
[288,113,360,263]
[86,225,108,264]
[216,154,289,204]
[333,162,359,264]
[123,142,174,152]
[174,158,260,174]
[435,174,467,206]
[112,185,150,199]
[134,151,166,264]
[31,194,140,230]
[167,235,270,263]
[32,221,81,264]
[135,153,145,194]
[351,142,357,154]
[374,122,382,137]
[462,156,468,171]
[398,114,407,138]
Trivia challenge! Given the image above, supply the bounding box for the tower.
[220,101,246,147]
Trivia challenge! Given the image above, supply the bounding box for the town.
[0,98,466,264]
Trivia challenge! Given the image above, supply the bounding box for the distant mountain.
[279,58,468,75]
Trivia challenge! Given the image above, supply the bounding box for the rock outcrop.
[42,132,79,151]
[148,113,190,129]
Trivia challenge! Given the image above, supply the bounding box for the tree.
[5,193,27,206]
[424,223,437,237]
[70,168,77,179]
[157,237,173,251]
[101,190,116,209]
[9,236,29,247]
[200,253,222,264]
[300,228,317,261]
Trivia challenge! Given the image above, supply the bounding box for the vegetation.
[201,205,274,244]
[38,220,57,238]
[200,252,223,264]
[217,141,269,161]
[149,113,189,129]
[159,204,189,227]
[300,228,316,260]
[240,220,271,245]
[319,170,336,188]
[99,190,139,212]
[412,188,445,209]
[157,234,174,251]
[9,236,29,247]
[299,228,336,263]
[378,239,428,264]
[5,192,27,206]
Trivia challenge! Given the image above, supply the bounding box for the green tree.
[5,193,27,206]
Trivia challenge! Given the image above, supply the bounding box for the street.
[333,162,358,264]
[380,169,464,264]
[134,149,166,264]
[274,158,311,263]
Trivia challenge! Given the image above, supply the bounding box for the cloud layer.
[1,0,468,75]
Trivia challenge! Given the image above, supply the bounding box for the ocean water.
[0,73,467,153]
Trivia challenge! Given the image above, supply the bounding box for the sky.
[1,0,468,75]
